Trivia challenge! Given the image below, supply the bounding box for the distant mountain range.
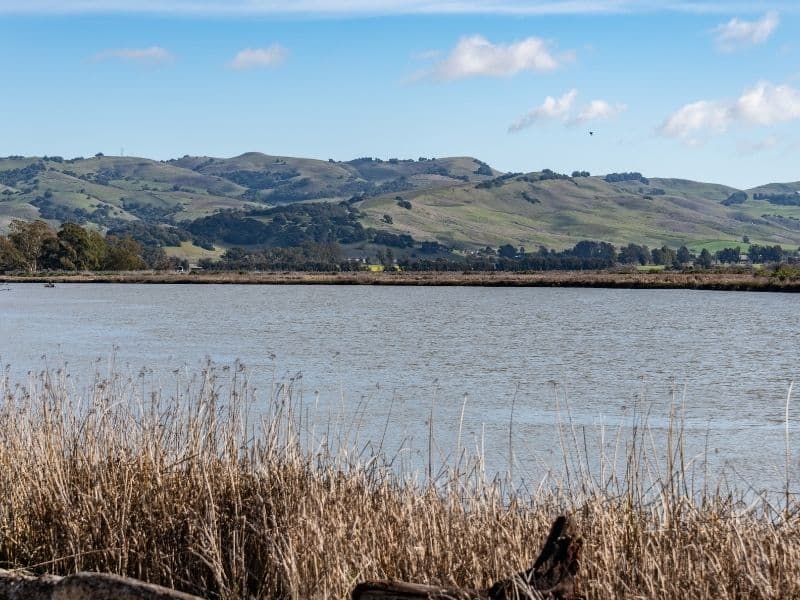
[2,152,799,258]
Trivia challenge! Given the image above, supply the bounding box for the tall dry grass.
[0,364,798,599]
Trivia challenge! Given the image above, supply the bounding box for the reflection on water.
[0,283,798,491]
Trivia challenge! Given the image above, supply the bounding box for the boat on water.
[44,282,55,288]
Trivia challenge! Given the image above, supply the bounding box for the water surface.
[1,283,797,492]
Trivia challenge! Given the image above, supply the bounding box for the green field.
[164,241,226,262]
[688,240,752,253]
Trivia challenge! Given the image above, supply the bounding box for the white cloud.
[91,46,173,64]
[735,81,800,125]
[509,89,578,132]
[229,44,288,70]
[713,10,779,52]
[659,100,731,140]
[509,90,625,132]
[573,99,627,123]
[660,81,800,143]
[1,1,798,16]
[421,35,568,82]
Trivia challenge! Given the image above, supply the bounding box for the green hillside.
[358,172,800,251]
[169,153,497,204]
[0,153,496,235]
[0,155,254,232]
[2,154,800,256]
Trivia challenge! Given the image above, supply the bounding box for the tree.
[676,245,691,266]
[696,248,713,269]
[104,236,146,270]
[748,244,784,264]
[0,236,25,272]
[570,241,616,262]
[498,244,517,259]
[56,222,106,270]
[383,248,395,266]
[651,245,676,266]
[8,219,56,272]
[715,246,741,264]
[722,191,747,206]
[619,243,651,265]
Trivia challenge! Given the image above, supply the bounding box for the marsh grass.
[0,364,798,599]
[1,269,798,292]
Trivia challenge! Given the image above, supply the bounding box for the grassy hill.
[169,153,497,204]
[2,154,799,256]
[0,155,254,233]
[0,153,495,231]
[357,172,800,251]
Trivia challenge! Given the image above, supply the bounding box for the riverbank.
[1,269,798,291]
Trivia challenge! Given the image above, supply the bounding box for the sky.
[1,0,799,188]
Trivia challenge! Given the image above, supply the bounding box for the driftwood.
[352,515,581,600]
[0,569,203,600]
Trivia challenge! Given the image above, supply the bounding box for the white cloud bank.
[659,81,800,143]
[229,44,288,70]
[713,10,779,52]
[91,46,173,64]
[509,89,626,132]
[3,0,796,15]
[419,35,568,82]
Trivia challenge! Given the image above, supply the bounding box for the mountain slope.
[0,153,496,232]
[357,172,800,250]
[170,153,497,203]
[2,154,800,254]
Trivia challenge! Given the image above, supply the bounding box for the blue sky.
[0,1,799,188]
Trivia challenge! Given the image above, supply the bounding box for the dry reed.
[0,364,798,599]
[1,269,799,292]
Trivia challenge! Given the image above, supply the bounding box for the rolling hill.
[357,172,800,252]
[0,153,495,232]
[2,153,799,257]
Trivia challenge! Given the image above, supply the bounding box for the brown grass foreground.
[0,366,798,599]
[2,269,800,291]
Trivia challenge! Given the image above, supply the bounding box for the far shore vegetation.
[3,220,800,290]
[0,363,797,599]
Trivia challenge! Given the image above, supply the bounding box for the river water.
[1,283,798,493]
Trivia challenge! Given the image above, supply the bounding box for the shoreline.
[1,269,797,291]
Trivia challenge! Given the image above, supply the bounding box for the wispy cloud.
[5,0,795,16]
[414,35,571,82]
[659,81,800,143]
[574,99,627,123]
[713,10,779,52]
[91,46,173,65]
[229,44,288,70]
[509,90,626,132]
[737,135,780,155]
[509,89,578,131]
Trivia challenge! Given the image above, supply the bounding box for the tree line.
[0,220,176,273]
[3,216,798,275]
[203,239,799,273]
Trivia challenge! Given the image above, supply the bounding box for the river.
[1,283,797,493]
